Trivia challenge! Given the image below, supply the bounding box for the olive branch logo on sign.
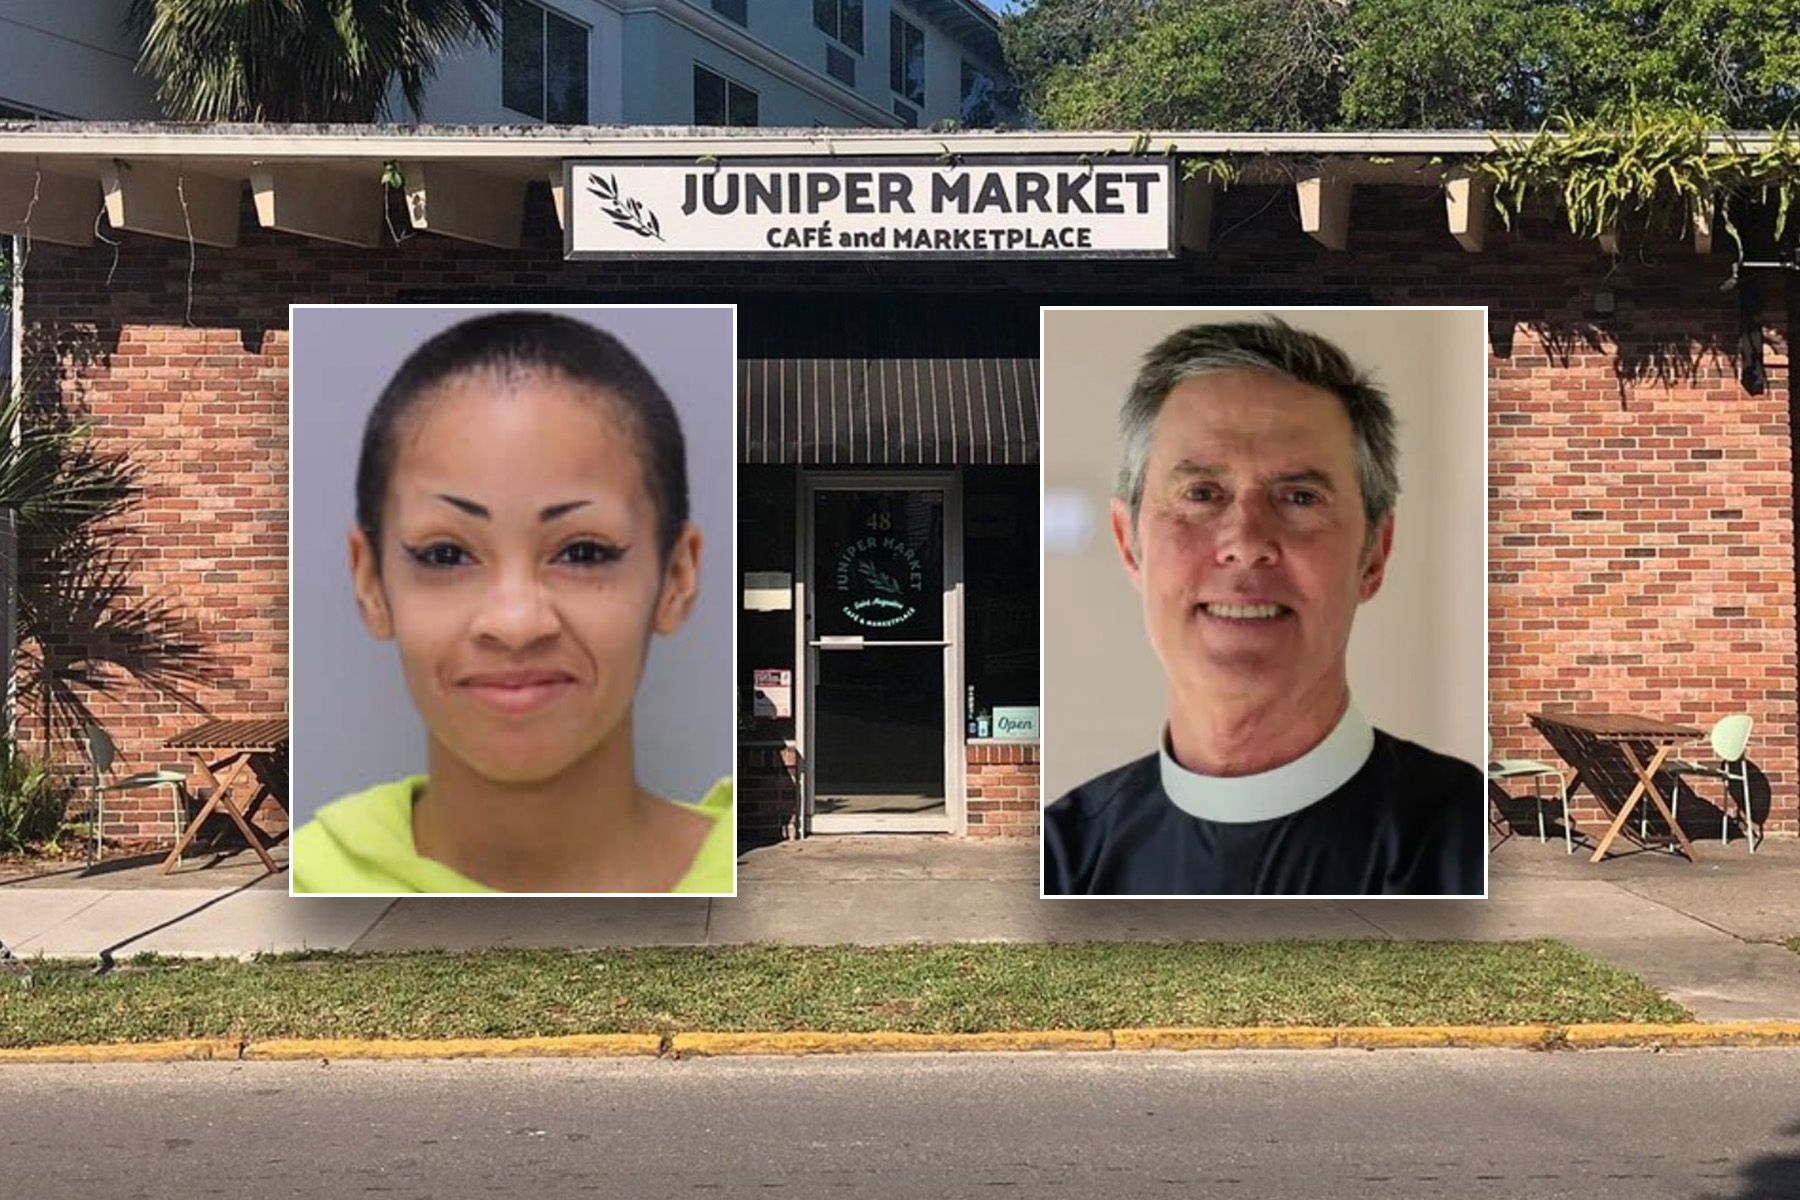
[856,558,902,597]
[834,536,924,628]
[586,172,664,241]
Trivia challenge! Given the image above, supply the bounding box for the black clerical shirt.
[1044,730,1485,896]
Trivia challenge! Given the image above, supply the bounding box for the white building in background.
[0,2,160,119]
[0,0,1009,129]
[438,0,1008,129]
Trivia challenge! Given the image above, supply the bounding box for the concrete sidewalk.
[3,835,1798,1022]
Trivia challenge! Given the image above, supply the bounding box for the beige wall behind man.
[1042,307,1487,800]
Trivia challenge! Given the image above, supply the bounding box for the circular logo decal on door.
[834,535,925,628]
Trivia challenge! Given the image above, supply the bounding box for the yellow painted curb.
[1116,1023,1800,1051]
[1558,1022,1800,1048]
[6,1024,1800,1064]
[245,1034,664,1061]
[0,1039,238,1064]
[670,1030,1116,1057]
[1115,1025,1560,1051]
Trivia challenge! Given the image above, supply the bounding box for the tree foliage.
[124,0,501,122]
[1007,0,1800,131]
[999,0,1152,118]
[1341,0,1560,130]
[1033,0,1351,130]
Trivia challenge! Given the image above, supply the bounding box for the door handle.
[807,639,951,649]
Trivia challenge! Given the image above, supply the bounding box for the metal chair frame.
[1487,731,1574,853]
[1666,715,1757,852]
[83,724,192,864]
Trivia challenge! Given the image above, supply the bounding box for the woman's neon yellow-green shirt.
[291,777,734,894]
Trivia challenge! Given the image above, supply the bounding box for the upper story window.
[711,0,747,24]
[960,61,998,126]
[694,64,759,127]
[813,0,863,53]
[0,98,62,120]
[890,15,924,107]
[502,0,588,123]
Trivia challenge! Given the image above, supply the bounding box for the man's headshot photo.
[1041,307,1486,897]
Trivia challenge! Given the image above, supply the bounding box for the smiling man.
[1043,317,1484,896]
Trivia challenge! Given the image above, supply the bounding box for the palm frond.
[125,0,500,122]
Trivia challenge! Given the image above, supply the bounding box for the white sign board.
[992,706,1040,741]
[566,159,1174,259]
[743,571,792,612]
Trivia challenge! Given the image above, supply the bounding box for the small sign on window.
[753,668,792,719]
[744,571,792,611]
[992,706,1039,740]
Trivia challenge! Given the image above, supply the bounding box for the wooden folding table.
[1528,711,1703,863]
[161,717,289,874]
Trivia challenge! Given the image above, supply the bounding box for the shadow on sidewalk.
[0,851,191,889]
[1,843,290,891]
[92,869,288,974]
[0,862,90,888]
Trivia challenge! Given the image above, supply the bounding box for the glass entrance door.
[806,481,956,832]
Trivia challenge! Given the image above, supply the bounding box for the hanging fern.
[1478,107,1800,254]
[1181,156,1241,188]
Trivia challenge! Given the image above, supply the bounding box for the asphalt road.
[3,1050,1797,1199]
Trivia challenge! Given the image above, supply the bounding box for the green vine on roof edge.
[1169,107,1798,255]
[1478,109,1800,254]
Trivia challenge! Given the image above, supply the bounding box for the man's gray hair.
[1116,316,1400,539]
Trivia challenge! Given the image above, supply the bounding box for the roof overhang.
[909,0,1004,67]
[0,123,1774,253]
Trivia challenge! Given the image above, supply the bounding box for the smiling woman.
[288,306,737,896]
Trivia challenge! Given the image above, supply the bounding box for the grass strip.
[0,939,1685,1048]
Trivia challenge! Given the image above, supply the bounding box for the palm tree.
[1,375,217,753]
[0,379,132,740]
[0,388,137,545]
[125,0,502,123]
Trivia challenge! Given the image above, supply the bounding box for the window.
[825,44,856,86]
[711,0,747,24]
[0,99,60,120]
[502,0,588,123]
[813,0,863,53]
[737,468,796,744]
[892,99,917,128]
[889,15,924,106]
[964,468,1039,731]
[960,61,998,126]
[694,65,759,127]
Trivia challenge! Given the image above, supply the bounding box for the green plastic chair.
[1486,731,1574,853]
[83,725,192,864]
[1666,715,1756,852]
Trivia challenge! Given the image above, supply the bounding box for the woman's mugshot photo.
[289,305,736,896]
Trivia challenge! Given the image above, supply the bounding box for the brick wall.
[1489,325,1795,837]
[966,742,1040,838]
[17,181,1796,843]
[738,744,801,844]
[20,289,290,844]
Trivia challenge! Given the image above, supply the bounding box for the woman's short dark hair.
[355,311,691,563]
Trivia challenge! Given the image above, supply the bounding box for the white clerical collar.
[1159,702,1375,824]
